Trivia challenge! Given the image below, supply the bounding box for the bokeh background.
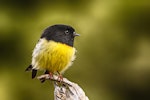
[0,0,150,100]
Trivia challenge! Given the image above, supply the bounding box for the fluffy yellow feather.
[32,39,76,74]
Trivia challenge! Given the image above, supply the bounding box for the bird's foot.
[57,74,63,82]
[49,72,54,79]
[57,71,63,82]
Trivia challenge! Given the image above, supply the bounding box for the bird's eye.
[65,30,69,35]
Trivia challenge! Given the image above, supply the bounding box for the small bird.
[25,24,79,81]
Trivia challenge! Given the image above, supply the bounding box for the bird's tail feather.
[32,69,37,79]
[25,65,32,71]
[25,65,37,79]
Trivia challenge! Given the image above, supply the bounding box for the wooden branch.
[37,74,89,100]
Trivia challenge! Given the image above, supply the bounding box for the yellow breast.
[32,39,76,73]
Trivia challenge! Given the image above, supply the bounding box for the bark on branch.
[37,74,89,100]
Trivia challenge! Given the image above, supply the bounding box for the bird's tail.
[25,65,37,79]
[25,65,32,71]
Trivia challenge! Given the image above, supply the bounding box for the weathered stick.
[37,74,89,100]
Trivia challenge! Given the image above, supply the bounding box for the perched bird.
[25,24,79,81]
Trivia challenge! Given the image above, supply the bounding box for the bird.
[25,24,79,82]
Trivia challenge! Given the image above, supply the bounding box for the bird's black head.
[41,24,79,46]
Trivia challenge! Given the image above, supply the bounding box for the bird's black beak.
[73,32,80,37]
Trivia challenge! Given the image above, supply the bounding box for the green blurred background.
[0,0,150,100]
